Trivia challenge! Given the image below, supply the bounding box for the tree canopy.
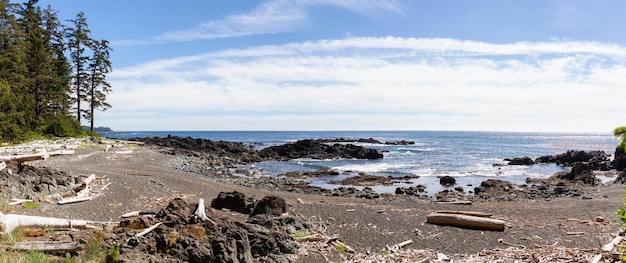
[0,0,111,142]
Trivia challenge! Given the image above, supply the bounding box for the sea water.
[104,131,617,195]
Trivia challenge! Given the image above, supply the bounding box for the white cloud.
[104,37,626,132]
[155,0,407,42]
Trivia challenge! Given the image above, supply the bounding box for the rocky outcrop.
[439,176,456,186]
[250,196,288,217]
[534,150,609,170]
[395,185,426,195]
[211,191,256,214]
[316,138,415,145]
[505,156,534,165]
[612,147,626,171]
[114,197,303,263]
[329,174,393,186]
[0,161,79,200]
[258,139,384,160]
[553,163,599,185]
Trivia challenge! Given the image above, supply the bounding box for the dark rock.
[535,150,609,169]
[250,196,288,217]
[614,169,626,184]
[329,174,393,186]
[211,191,256,214]
[613,147,626,171]
[505,156,534,165]
[395,185,426,195]
[258,139,383,160]
[439,176,456,186]
[553,163,599,185]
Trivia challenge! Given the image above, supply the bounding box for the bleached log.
[0,212,89,233]
[8,199,33,206]
[0,161,5,171]
[135,222,162,238]
[193,198,216,226]
[591,254,603,263]
[435,200,472,205]
[436,210,493,217]
[601,235,622,251]
[57,197,93,205]
[120,211,157,219]
[396,239,413,248]
[81,174,97,186]
[47,150,75,157]
[426,213,505,231]
[8,241,81,252]
[0,153,49,162]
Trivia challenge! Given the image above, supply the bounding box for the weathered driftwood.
[0,161,5,171]
[601,235,622,251]
[135,222,162,238]
[57,197,93,205]
[120,211,157,219]
[8,199,33,206]
[435,200,472,205]
[0,153,49,162]
[0,212,89,233]
[193,198,216,227]
[426,213,506,231]
[8,241,81,252]
[436,210,493,217]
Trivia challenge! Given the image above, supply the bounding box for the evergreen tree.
[43,5,72,117]
[65,11,91,123]
[85,39,112,132]
[0,0,28,141]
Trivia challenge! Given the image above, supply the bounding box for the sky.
[37,0,626,133]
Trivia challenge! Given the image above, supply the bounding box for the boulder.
[535,150,609,169]
[612,147,626,171]
[505,156,534,165]
[553,163,599,185]
[250,196,288,217]
[211,191,256,214]
[439,176,456,186]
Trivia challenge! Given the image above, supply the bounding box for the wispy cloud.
[152,0,407,42]
[104,37,626,132]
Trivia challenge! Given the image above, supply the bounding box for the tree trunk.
[426,213,506,231]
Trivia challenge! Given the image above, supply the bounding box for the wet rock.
[329,174,393,186]
[613,147,626,171]
[439,176,456,186]
[535,150,609,169]
[258,139,383,160]
[395,185,426,195]
[211,191,256,214]
[553,163,599,185]
[505,156,534,165]
[250,196,288,217]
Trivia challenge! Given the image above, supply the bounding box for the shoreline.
[1,137,624,261]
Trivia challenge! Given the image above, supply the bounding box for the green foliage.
[106,243,120,263]
[83,231,106,262]
[334,243,347,253]
[24,250,50,263]
[43,114,84,138]
[0,1,111,143]
[22,201,39,209]
[615,126,626,150]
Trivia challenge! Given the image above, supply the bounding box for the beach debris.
[601,235,623,252]
[7,199,33,206]
[0,161,5,171]
[192,198,216,227]
[7,241,81,252]
[426,213,506,231]
[119,211,157,219]
[435,200,472,205]
[435,210,493,217]
[0,212,90,233]
[57,174,100,205]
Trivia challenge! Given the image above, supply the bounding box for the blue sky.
[38,0,626,132]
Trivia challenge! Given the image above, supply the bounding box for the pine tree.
[43,5,72,117]
[85,39,112,132]
[0,0,28,141]
[65,11,91,123]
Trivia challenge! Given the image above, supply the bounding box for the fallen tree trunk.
[0,153,49,162]
[435,210,493,217]
[426,213,506,231]
[8,241,81,252]
[0,212,89,233]
[57,197,93,205]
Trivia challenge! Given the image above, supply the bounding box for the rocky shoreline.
[1,136,624,262]
[133,135,625,203]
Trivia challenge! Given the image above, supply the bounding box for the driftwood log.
[8,241,81,252]
[0,212,89,233]
[426,213,506,231]
[435,210,493,217]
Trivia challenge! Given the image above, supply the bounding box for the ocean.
[104,131,618,195]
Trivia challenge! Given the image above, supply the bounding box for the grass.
[334,243,348,253]
[0,202,12,213]
[293,232,309,238]
[22,202,40,209]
